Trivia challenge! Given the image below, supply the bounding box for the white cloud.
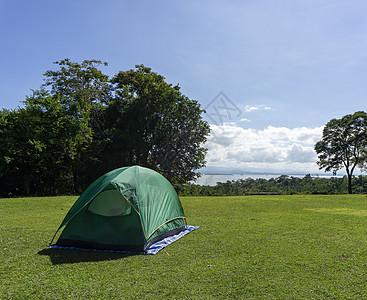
[205,123,323,173]
[286,144,316,163]
[244,105,272,112]
[239,118,251,122]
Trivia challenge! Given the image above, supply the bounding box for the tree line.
[0,59,210,197]
[178,174,367,196]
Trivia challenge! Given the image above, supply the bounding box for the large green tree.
[0,89,92,196]
[43,59,111,192]
[23,90,86,194]
[0,107,44,195]
[315,111,367,194]
[107,65,210,184]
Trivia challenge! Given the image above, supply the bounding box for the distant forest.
[178,174,367,196]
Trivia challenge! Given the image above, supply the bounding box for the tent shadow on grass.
[38,248,137,265]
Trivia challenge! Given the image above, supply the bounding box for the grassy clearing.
[1,195,367,299]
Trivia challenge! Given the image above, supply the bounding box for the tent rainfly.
[50,166,197,254]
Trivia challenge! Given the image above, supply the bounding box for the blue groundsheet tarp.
[50,225,199,255]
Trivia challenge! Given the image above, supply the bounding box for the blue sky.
[1,0,367,174]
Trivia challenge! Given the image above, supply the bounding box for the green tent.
[51,166,187,252]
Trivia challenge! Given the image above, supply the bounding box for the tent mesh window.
[87,184,132,217]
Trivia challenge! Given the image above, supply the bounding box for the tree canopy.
[106,65,210,184]
[0,60,210,196]
[315,111,367,194]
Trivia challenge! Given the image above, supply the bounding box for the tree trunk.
[348,174,352,194]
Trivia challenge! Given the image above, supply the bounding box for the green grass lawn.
[1,195,367,299]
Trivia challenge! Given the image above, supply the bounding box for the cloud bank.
[205,124,324,173]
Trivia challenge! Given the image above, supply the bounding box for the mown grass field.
[1,195,367,299]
